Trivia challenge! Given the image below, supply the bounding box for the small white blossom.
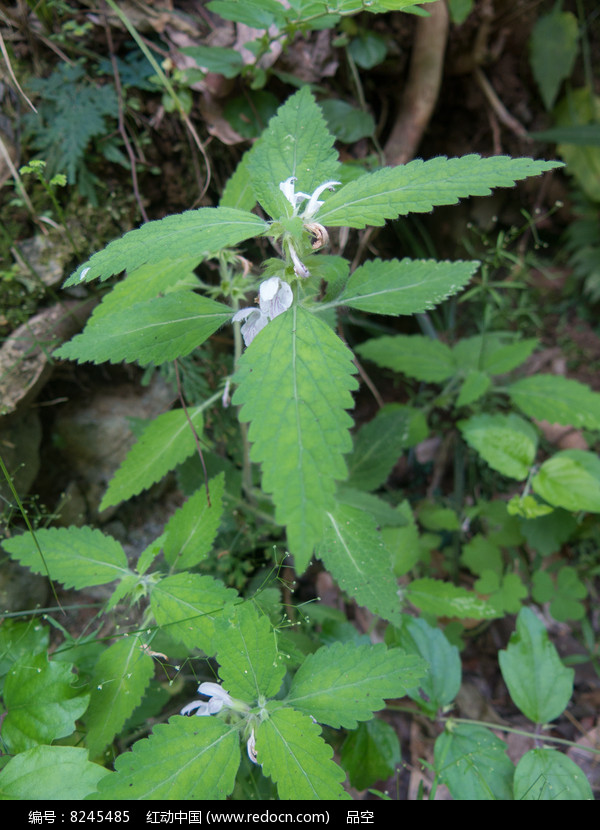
[180,682,233,717]
[279,176,340,220]
[247,728,258,764]
[287,241,310,279]
[232,276,293,346]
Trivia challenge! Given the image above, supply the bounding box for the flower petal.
[180,700,211,716]
[302,180,341,220]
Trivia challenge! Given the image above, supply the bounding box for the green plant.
[2,84,596,801]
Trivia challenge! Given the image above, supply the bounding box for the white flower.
[180,682,233,717]
[287,241,310,279]
[247,728,258,764]
[279,176,340,220]
[232,276,293,346]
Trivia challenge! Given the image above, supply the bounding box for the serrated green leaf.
[498,607,574,723]
[220,151,256,212]
[64,207,268,286]
[456,369,491,407]
[554,88,600,202]
[532,449,600,512]
[232,305,358,573]
[284,642,427,728]
[163,474,225,571]
[55,293,232,366]
[335,258,478,314]
[1,526,131,590]
[245,87,340,220]
[3,653,90,754]
[341,718,400,790]
[87,261,201,325]
[390,615,461,713]
[513,748,592,800]
[530,10,579,110]
[347,403,427,491]
[257,706,350,800]
[405,578,501,619]
[508,374,600,430]
[181,46,244,79]
[317,505,402,624]
[434,724,514,800]
[357,334,455,382]
[318,99,375,143]
[93,716,240,800]
[215,602,286,701]
[100,406,205,510]
[453,333,538,374]
[459,412,538,480]
[0,746,110,800]
[85,635,155,758]
[314,155,562,228]
[150,573,238,655]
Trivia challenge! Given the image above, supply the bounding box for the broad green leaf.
[357,334,455,382]
[163,474,225,571]
[219,151,256,212]
[347,403,427,491]
[93,716,240,800]
[461,535,503,577]
[85,260,201,325]
[336,486,411,528]
[318,99,375,143]
[0,746,109,800]
[2,653,90,754]
[100,405,205,510]
[405,578,501,619]
[284,641,427,728]
[215,602,286,702]
[233,305,358,573]
[245,87,340,220]
[532,449,600,513]
[257,706,350,800]
[54,293,232,366]
[434,724,514,800]
[459,412,538,480]
[85,635,155,758]
[498,607,573,723]
[453,334,538,374]
[389,616,461,714]
[150,573,238,655]
[181,46,244,79]
[513,749,592,800]
[317,504,402,624]
[474,571,528,614]
[1,526,131,590]
[348,31,387,69]
[554,88,600,202]
[456,370,491,407]
[207,0,286,28]
[529,10,579,110]
[448,0,473,25]
[0,620,49,682]
[341,719,400,790]
[335,258,478,314]
[508,373,600,430]
[519,508,577,556]
[314,155,562,228]
[64,207,268,286]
